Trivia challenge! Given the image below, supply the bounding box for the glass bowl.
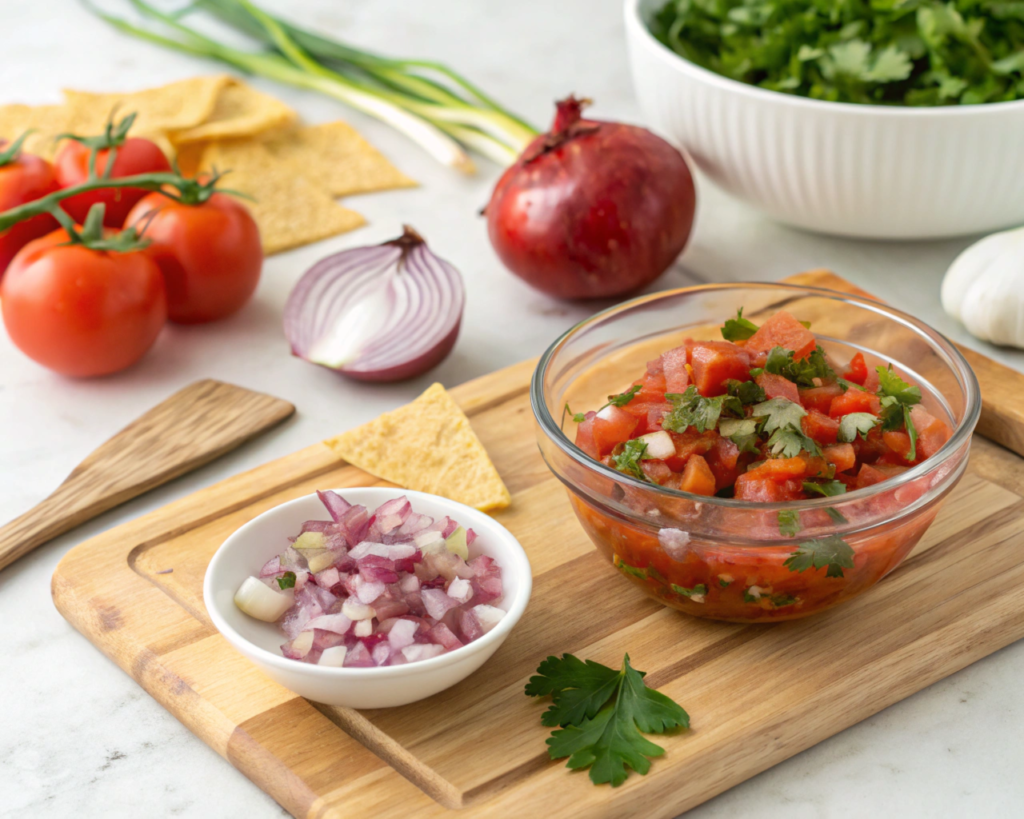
[531,284,980,622]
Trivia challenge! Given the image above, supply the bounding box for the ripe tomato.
[0,229,166,377]
[55,137,171,227]
[127,191,262,324]
[0,143,59,275]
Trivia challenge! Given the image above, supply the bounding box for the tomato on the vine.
[0,134,60,275]
[55,115,171,228]
[128,188,262,324]
[0,205,166,377]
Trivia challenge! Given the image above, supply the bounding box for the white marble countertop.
[3,1,1023,816]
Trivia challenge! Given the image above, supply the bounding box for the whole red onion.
[485,96,696,300]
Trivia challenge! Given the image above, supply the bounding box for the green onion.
[87,0,538,174]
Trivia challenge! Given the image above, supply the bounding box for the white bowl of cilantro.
[625,0,1024,239]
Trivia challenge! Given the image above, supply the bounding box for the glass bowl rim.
[530,282,981,513]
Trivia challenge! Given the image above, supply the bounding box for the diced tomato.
[746,311,817,360]
[575,406,638,459]
[801,408,840,445]
[705,436,742,492]
[646,403,672,433]
[680,454,716,496]
[665,430,718,471]
[853,427,886,464]
[756,372,800,403]
[863,366,881,392]
[734,475,805,502]
[843,352,869,385]
[882,430,916,463]
[823,443,856,473]
[799,383,843,414]
[800,455,832,479]
[631,371,667,404]
[744,457,807,480]
[855,462,910,489]
[690,341,750,397]
[661,345,691,394]
[829,389,881,418]
[641,459,673,485]
[910,405,953,460]
[645,357,664,376]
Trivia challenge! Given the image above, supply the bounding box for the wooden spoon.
[0,379,294,572]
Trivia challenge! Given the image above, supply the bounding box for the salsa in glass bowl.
[531,284,980,622]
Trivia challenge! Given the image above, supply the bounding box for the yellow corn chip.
[62,75,230,141]
[199,139,364,255]
[170,79,296,145]
[326,383,512,512]
[0,103,78,160]
[265,120,416,198]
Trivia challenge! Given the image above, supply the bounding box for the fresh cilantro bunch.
[662,386,743,433]
[650,0,1024,105]
[752,345,834,387]
[750,397,821,458]
[525,653,689,787]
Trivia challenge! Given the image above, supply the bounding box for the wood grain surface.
[1,380,294,572]
[51,274,1024,818]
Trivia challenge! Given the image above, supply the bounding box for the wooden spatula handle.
[0,380,294,573]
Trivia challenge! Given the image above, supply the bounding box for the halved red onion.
[284,226,465,382]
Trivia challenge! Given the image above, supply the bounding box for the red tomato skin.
[127,192,262,323]
[690,341,750,396]
[756,371,800,403]
[55,137,172,227]
[680,454,716,496]
[801,409,840,445]
[843,352,869,385]
[746,311,816,359]
[0,229,166,377]
[799,383,843,414]
[0,151,60,274]
[829,389,882,418]
[661,345,690,393]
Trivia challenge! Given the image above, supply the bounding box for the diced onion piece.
[306,550,336,574]
[388,618,419,649]
[303,613,352,635]
[342,598,376,620]
[290,631,315,658]
[294,531,327,552]
[353,619,373,637]
[637,430,675,460]
[318,646,348,667]
[444,526,469,560]
[447,577,473,603]
[401,644,445,663]
[472,604,506,634]
[234,576,293,622]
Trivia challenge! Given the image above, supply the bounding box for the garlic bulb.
[941,226,1024,348]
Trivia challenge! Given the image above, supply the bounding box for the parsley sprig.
[526,653,690,787]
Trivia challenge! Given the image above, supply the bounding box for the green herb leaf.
[614,555,648,580]
[606,384,643,408]
[770,593,797,608]
[662,386,739,434]
[719,417,761,454]
[762,346,835,387]
[876,365,922,406]
[766,427,821,459]
[838,412,878,443]
[751,397,806,434]
[778,509,801,537]
[801,479,847,498]
[726,378,766,405]
[612,439,649,481]
[826,507,848,524]
[718,576,733,588]
[784,535,855,579]
[904,405,918,461]
[277,571,297,590]
[836,377,868,392]
[721,307,759,342]
[565,402,586,424]
[671,583,708,599]
[527,654,689,787]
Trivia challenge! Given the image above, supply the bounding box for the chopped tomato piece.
[756,372,800,403]
[801,408,840,445]
[705,436,742,492]
[746,311,817,360]
[800,455,832,478]
[863,366,881,392]
[631,371,667,404]
[882,430,916,463]
[843,352,869,385]
[641,459,673,485]
[911,405,953,460]
[690,341,750,397]
[829,389,881,418]
[646,403,672,433]
[855,462,910,489]
[799,383,843,414]
[645,357,664,376]
[680,454,716,496]
[661,345,690,394]
[665,429,718,471]
[823,443,856,473]
[745,457,807,480]
[852,427,886,464]
[575,406,638,459]
[734,475,805,502]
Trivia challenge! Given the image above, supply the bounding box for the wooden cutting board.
[52,272,1024,819]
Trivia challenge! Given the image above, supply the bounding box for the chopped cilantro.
[726,378,766,405]
[777,509,801,537]
[277,571,297,590]
[719,417,761,453]
[743,587,763,603]
[662,386,741,434]
[612,439,649,481]
[751,398,806,434]
[826,507,848,524]
[721,308,759,342]
[718,576,733,588]
[836,377,867,392]
[605,384,643,408]
[525,653,690,787]
[876,366,921,461]
[762,345,835,387]
[876,366,922,406]
[784,535,855,579]
[565,402,586,424]
[766,427,821,459]
[802,479,847,498]
[614,555,648,580]
[671,583,708,599]
[838,412,878,443]
[770,593,797,607]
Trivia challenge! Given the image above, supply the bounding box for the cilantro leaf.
[778,509,801,537]
[766,427,821,459]
[876,366,922,406]
[838,412,878,443]
[750,398,806,434]
[662,386,740,433]
[836,377,867,392]
[605,384,642,408]
[726,378,766,405]
[277,571,297,590]
[565,402,586,424]
[721,308,759,342]
[826,507,848,524]
[762,346,835,387]
[527,654,689,787]
[611,439,649,481]
[802,479,847,498]
[718,417,761,453]
[770,593,797,608]
[904,405,918,462]
[784,535,855,579]
[671,583,708,599]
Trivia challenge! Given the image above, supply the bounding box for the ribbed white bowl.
[625,0,1024,239]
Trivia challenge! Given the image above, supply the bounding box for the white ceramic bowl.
[204,487,532,708]
[625,0,1024,239]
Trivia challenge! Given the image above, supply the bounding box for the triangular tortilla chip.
[170,79,296,145]
[0,103,78,160]
[325,383,511,512]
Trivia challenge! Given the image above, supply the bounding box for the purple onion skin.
[338,318,462,382]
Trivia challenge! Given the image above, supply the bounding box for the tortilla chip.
[0,103,78,160]
[265,120,416,197]
[62,75,230,141]
[325,383,512,512]
[170,80,296,145]
[199,139,364,255]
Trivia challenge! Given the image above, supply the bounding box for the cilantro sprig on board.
[526,654,690,787]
